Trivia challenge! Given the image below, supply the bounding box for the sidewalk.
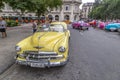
[7,23,32,31]
[0,23,32,74]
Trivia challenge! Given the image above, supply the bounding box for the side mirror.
[64,29,67,32]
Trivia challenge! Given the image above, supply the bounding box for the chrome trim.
[38,52,57,55]
[19,51,64,61]
[30,55,63,59]
[16,59,68,68]
[25,51,57,55]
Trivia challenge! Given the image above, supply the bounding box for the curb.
[7,23,32,31]
[0,60,15,75]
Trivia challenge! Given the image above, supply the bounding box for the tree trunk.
[18,11,24,24]
[37,10,41,25]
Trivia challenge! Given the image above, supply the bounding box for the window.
[37,24,64,32]
[55,15,59,21]
[65,5,69,11]
[66,6,68,10]
[75,6,78,10]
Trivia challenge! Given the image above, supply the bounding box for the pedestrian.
[45,18,50,27]
[79,20,84,31]
[32,20,38,33]
[0,16,7,38]
[93,20,97,28]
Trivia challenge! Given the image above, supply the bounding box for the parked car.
[15,22,70,68]
[98,22,105,29]
[63,20,71,24]
[72,20,89,30]
[105,23,120,31]
[72,21,81,29]
[116,23,120,32]
[80,22,90,30]
[89,20,95,26]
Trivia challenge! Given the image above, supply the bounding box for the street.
[0,26,120,80]
[0,24,32,74]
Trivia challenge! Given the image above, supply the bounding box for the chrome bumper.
[16,59,67,68]
[110,28,117,31]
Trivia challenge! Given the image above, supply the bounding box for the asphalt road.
[0,24,32,74]
[0,26,120,80]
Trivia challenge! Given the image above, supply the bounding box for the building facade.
[82,2,94,19]
[0,0,81,21]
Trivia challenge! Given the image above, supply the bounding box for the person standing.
[0,16,7,38]
[32,20,38,33]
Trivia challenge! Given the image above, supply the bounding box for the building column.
[60,5,64,21]
[70,4,74,22]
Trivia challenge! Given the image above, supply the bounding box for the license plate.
[31,63,45,68]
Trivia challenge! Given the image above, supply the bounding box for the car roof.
[51,22,67,29]
[108,23,120,25]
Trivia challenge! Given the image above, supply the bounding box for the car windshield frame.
[36,24,65,32]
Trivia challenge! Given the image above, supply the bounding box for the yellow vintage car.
[15,22,70,68]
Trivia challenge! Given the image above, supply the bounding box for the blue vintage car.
[105,23,120,31]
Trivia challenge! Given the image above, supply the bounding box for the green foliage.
[4,0,63,21]
[6,20,18,27]
[89,0,120,20]
[28,0,62,17]
[4,0,30,14]
[0,0,4,10]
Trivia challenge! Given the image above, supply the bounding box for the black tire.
[73,26,75,29]
[87,28,89,30]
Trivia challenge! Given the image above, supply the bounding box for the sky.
[82,0,95,3]
[79,0,95,9]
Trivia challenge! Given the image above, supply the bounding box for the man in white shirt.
[0,16,7,38]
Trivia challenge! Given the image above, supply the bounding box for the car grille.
[24,51,61,61]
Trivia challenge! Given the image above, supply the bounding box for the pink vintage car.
[72,21,90,30]
[81,23,90,30]
[98,21,105,29]
[72,21,81,29]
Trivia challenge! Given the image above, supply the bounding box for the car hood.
[106,24,120,29]
[31,32,65,51]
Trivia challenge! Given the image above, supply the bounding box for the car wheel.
[87,28,89,30]
[73,26,75,29]
[110,29,115,32]
[117,29,120,33]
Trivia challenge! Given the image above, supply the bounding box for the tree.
[4,0,31,21]
[28,0,63,22]
[4,0,63,23]
[0,0,5,11]
[94,0,101,7]
[89,0,120,20]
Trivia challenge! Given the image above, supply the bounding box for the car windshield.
[37,24,64,32]
[78,21,85,23]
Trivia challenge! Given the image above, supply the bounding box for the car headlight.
[18,54,26,58]
[15,46,21,52]
[58,46,66,53]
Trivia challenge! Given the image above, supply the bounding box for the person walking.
[32,20,38,33]
[0,16,7,38]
